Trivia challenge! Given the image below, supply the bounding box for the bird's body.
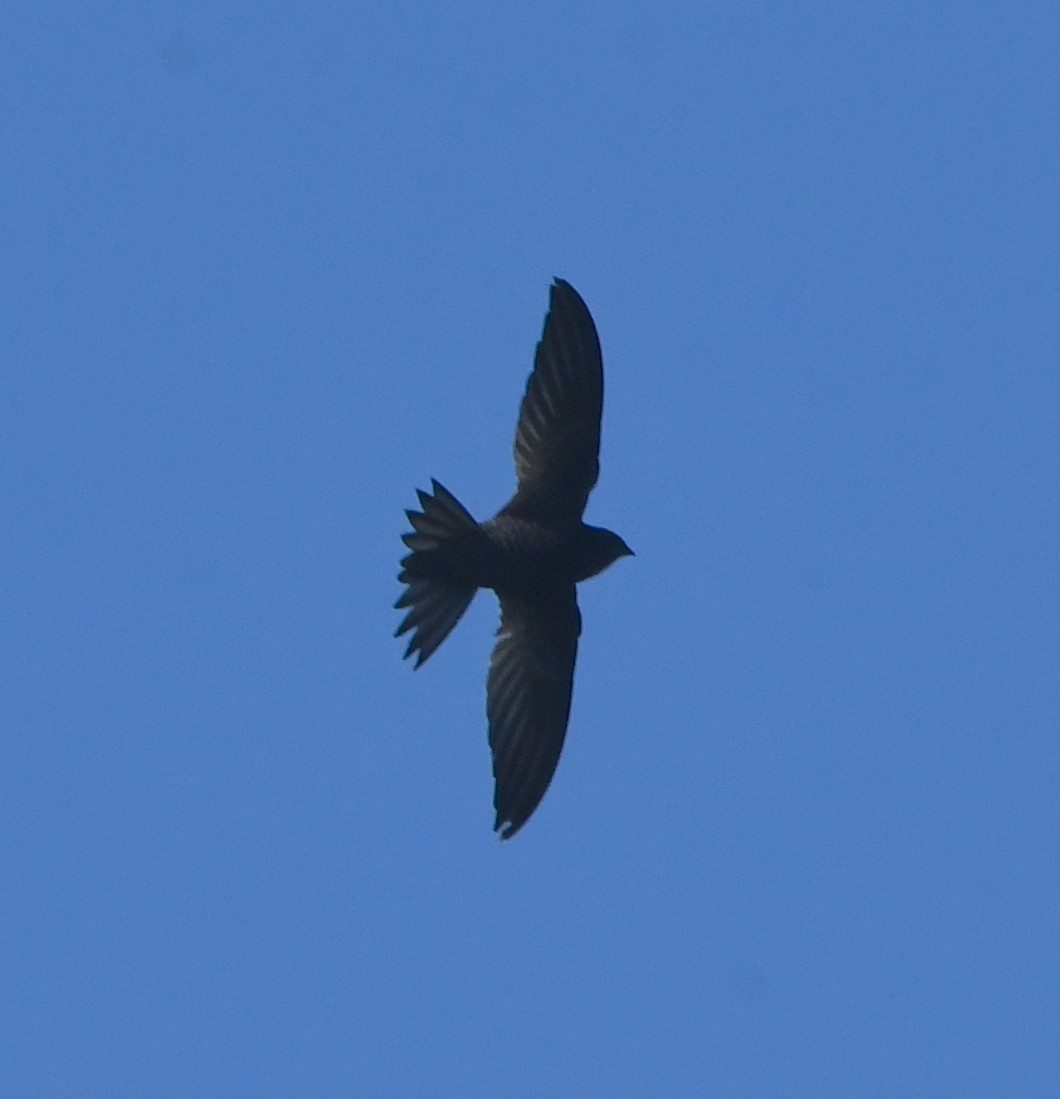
[395,279,631,838]
[478,515,628,589]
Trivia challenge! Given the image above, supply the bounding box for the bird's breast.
[478,515,576,593]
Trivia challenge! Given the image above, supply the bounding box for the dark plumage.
[395,279,632,838]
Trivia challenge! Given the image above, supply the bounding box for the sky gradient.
[4,4,1059,1095]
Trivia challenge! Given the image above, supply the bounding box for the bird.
[394,279,632,839]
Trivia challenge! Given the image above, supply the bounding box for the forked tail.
[394,479,480,667]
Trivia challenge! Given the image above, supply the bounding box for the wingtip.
[547,277,592,323]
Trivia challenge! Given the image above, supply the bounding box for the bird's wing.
[507,279,603,522]
[487,585,581,839]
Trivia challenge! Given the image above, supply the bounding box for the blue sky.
[4,3,1059,1095]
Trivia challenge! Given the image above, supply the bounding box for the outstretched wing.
[487,586,581,839]
[507,279,603,522]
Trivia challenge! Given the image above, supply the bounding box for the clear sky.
[4,3,1059,1096]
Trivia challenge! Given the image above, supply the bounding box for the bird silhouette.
[395,279,632,838]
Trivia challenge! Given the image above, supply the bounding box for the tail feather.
[394,479,479,667]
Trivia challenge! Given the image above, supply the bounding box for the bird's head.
[577,525,634,581]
